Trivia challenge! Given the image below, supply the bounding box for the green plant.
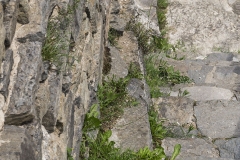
[82,104,101,133]
[108,28,122,46]
[80,78,181,160]
[135,147,166,160]
[145,55,191,98]
[178,89,190,97]
[148,107,167,148]
[127,63,143,79]
[67,148,74,160]
[126,19,174,55]
[42,17,68,65]
[156,0,168,30]
[170,144,181,160]
[42,1,80,70]
[97,75,130,130]
[98,61,145,130]
[126,20,155,54]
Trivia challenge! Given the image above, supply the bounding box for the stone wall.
[0,0,110,159]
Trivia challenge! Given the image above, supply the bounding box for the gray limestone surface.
[194,100,240,139]
[215,138,240,159]
[182,86,234,101]
[162,138,220,160]
[109,78,153,151]
[153,97,195,127]
[107,46,128,79]
[166,0,240,58]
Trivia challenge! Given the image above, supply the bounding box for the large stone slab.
[182,86,234,101]
[5,40,43,125]
[162,138,220,160]
[109,104,152,151]
[215,138,240,159]
[109,79,152,151]
[205,53,240,62]
[194,100,240,139]
[42,71,62,133]
[167,0,240,58]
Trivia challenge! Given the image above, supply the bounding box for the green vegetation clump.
[97,76,129,130]
[148,106,167,147]
[108,28,122,46]
[80,104,180,160]
[78,59,181,159]
[98,63,143,130]
[156,0,168,30]
[126,19,174,55]
[145,55,191,98]
[42,1,80,69]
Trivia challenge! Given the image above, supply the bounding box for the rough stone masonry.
[1,0,240,159]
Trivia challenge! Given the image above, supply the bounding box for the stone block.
[5,42,42,125]
[194,100,240,139]
[153,97,195,126]
[162,138,219,160]
[109,78,152,151]
[107,46,128,79]
[182,86,234,101]
[42,71,61,133]
[109,104,153,151]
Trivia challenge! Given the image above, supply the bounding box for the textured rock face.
[0,125,38,159]
[167,0,240,58]
[0,0,109,159]
[194,100,240,139]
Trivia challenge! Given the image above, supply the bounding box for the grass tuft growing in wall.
[145,55,191,98]
[42,1,80,70]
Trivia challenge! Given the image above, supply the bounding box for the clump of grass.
[127,62,143,80]
[108,28,122,46]
[67,148,74,160]
[145,55,191,98]
[42,1,80,69]
[98,61,144,130]
[97,76,129,130]
[126,19,174,55]
[125,20,156,54]
[148,106,167,148]
[41,16,67,66]
[156,0,168,30]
